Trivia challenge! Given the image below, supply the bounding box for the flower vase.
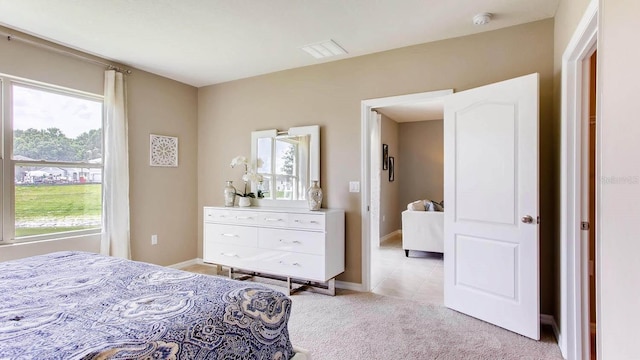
[238,197,251,207]
[307,180,323,211]
[223,181,236,207]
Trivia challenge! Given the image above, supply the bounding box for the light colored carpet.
[181,265,563,360]
[287,289,562,360]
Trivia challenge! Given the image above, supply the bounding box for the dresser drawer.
[204,223,258,247]
[204,208,234,222]
[204,243,267,272]
[289,213,325,230]
[260,251,325,281]
[259,228,325,255]
[204,208,259,225]
[257,212,289,228]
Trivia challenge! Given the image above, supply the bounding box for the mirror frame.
[251,125,320,208]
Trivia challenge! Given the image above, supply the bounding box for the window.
[256,136,304,200]
[1,77,103,242]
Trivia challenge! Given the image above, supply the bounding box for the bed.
[0,251,303,359]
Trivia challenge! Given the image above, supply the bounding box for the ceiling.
[375,99,444,123]
[0,0,559,87]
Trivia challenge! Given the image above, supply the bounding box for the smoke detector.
[473,12,493,25]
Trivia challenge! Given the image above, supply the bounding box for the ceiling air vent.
[301,39,347,59]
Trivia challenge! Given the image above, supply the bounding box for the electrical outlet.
[151,234,158,245]
[349,181,360,193]
[382,215,386,222]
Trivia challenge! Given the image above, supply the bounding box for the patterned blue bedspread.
[0,251,294,359]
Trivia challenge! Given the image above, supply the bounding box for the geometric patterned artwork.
[150,134,178,167]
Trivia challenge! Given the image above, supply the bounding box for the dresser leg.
[327,278,336,296]
[286,277,293,296]
[229,267,255,281]
[288,278,336,296]
[404,250,409,257]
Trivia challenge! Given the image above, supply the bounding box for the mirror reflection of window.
[256,137,272,173]
[275,138,298,200]
[256,135,310,200]
[251,125,318,204]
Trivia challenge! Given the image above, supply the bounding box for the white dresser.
[203,206,345,295]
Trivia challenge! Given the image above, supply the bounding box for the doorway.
[368,101,445,302]
[359,89,452,293]
[362,74,542,341]
[559,0,598,358]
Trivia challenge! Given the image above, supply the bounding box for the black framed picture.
[388,157,394,182]
[382,144,389,170]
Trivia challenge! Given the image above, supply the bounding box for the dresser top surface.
[204,206,343,215]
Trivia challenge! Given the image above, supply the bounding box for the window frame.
[0,74,104,244]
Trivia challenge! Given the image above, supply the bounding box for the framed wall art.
[150,134,178,167]
[382,144,389,170]
[388,156,395,182]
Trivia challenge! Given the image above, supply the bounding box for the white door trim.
[360,89,452,292]
[560,0,598,358]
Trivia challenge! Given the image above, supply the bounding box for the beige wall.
[379,114,400,237]
[197,19,556,313]
[398,120,444,209]
[0,26,198,266]
[127,69,198,266]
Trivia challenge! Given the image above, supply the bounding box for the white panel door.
[444,73,540,340]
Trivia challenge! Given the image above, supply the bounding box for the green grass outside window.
[15,184,101,237]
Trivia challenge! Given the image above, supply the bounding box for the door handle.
[521,215,534,224]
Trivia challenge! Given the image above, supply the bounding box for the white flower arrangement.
[230,156,247,168]
[230,155,265,198]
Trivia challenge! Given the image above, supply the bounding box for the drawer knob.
[278,260,300,266]
[236,216,253,220]
[220,252,239,257]
[264,218,283,222]
[221,233,239,237]
[279,239,301,244]
[294,219,319,224]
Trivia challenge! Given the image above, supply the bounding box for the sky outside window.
[13,85,101,138]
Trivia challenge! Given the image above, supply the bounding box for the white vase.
[223,181,236,207]
[238,197,251,207]
[307,180,323,211]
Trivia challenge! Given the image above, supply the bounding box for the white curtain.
[101,70,131,259]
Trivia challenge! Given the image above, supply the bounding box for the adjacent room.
[0,0,637,359]
[368,99,445,305]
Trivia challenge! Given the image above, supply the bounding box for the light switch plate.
[349,181,360,193]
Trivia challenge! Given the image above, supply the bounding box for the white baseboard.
[168,258,202,269]
[380,230,401,244]
[540,314,560,342]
